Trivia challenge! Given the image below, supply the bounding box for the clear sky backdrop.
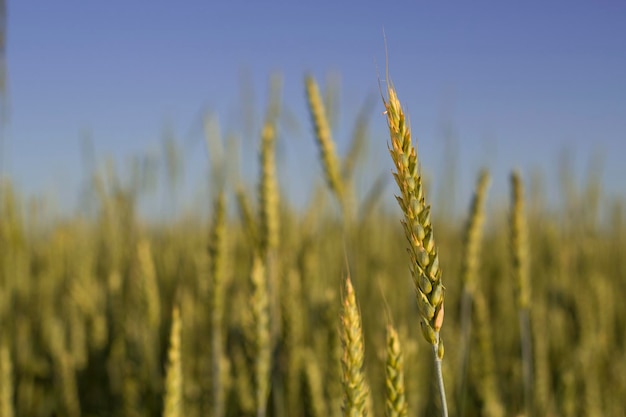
[6,1,626,217]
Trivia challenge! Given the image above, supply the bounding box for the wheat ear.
[163,305,182,417]
[510,171,533,416]
[383,83,448,417]
[208,191,227,417]
[305,75,346,214]
[250,256,271,417]
[385,324,408,417]
[341,274,369,417]
[456,169,491,416]
[258,108,280,256]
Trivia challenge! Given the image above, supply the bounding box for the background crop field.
[1,2,626,417]
[1,75,625,416]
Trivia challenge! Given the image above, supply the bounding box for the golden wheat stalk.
[258,122,279,254]
[385,324,408,417]
[383,82,448,417]
[208,191,227,417]
[510,170,533,417]
[281,269,304,416]
[340,274,369,417]
[510,171,530,310]
[250,256,271,417]
[305,75,346,214]
[472,289,505,417]
[456,169,491,416]
[163,305,182,417]
[301,349,328,417]
[259,103,280,256]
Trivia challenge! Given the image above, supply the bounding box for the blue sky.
[5,1,626,217]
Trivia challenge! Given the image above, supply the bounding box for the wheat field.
[0,74,624,417]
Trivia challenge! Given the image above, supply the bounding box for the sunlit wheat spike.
[163,305,182,417]
[385,87,444,346]
[383,85,444,348]
[305,75,346,210]
[340,274,369,417]
[383,81,448,417]
[385,324,408,417]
